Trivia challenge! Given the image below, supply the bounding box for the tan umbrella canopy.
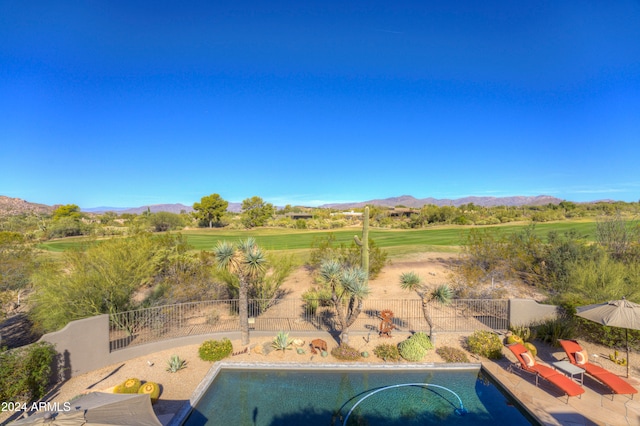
[576,297,640,378]
[11,393,162,426]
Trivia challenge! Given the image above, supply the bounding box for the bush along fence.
[109,298,512,352]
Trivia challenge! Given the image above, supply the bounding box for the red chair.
[558,339,637,398]
[506,343,585,401]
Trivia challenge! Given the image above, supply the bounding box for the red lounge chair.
[507,343,585,400]
[558,339,637,398]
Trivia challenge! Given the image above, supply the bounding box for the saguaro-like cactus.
[354,206,370,278]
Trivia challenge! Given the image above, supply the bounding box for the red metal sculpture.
[379,309,396,338]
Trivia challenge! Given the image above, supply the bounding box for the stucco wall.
[39,315,110,379]
[508,298,559,326]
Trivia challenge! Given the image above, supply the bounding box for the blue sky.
[2,1,640,208]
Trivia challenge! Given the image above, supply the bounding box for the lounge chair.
[506,343,585,400]
[558,339,637,398]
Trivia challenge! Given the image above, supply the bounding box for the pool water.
[183,367,534,425]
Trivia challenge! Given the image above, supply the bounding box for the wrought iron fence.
[109,298,509,352]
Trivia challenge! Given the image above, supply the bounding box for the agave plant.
[166,355,187,373]
[272,331,293,352]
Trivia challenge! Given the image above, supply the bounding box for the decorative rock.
[292,339,305,347]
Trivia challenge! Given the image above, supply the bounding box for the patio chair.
[506,343,585,401]
[558,339,637,398]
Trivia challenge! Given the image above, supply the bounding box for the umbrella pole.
[627,328,630,378]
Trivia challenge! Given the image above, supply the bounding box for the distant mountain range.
[82,202,244,214]
[319,195,564,209]
[0,194,585,217]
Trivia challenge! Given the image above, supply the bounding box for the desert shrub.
[399,338,427,362]
[0,342,56,402]
[331,343,361,361]
[410,332,433,351]
[533,317,576,347]
[308,233,389,279]
[436,346,470,363]
[198,338,233,362]
[138,381,161,404]
[301,286,332,314]
[466,331,503,360]
[373,343,400,362]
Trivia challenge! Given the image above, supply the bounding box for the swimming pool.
[178,363,536,425]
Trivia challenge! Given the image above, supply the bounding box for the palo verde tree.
[319,259,370,345]
[212,238,267,346]
[399,271,453,343]
[30,233,164,332]
[193,193,229,228]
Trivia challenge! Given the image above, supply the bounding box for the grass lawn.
[38,220,598,257]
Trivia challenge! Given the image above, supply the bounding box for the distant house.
[285,212,314,220]
[389,208,415,217]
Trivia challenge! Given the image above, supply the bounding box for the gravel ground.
[2,331,638,426]
[1,332,471,425]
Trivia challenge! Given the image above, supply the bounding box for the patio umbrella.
[10,393,162,426]
[576,297,640,378]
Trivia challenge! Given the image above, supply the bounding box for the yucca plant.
[399,272,453,342]
[166,355,187,373]
[272,331,293,352]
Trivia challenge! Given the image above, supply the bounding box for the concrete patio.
[485,348,640,426]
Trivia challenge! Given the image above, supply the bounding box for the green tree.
[319,259,370,345]
[193,193,229,228]
[52,204,82,221]
[212,238,267,346]
[399,271,453,342]
[48,204,88,237]
[241,196,275,228]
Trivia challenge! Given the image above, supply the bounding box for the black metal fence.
[109,298,509,352]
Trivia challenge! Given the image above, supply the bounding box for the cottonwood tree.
[399,271,453,342]
[193,193,229,228]
[319,259,370,345]
[212,238,267,346]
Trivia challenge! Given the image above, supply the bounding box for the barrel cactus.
[138,381,161,404]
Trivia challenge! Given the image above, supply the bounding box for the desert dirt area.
[2,252,638,425]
